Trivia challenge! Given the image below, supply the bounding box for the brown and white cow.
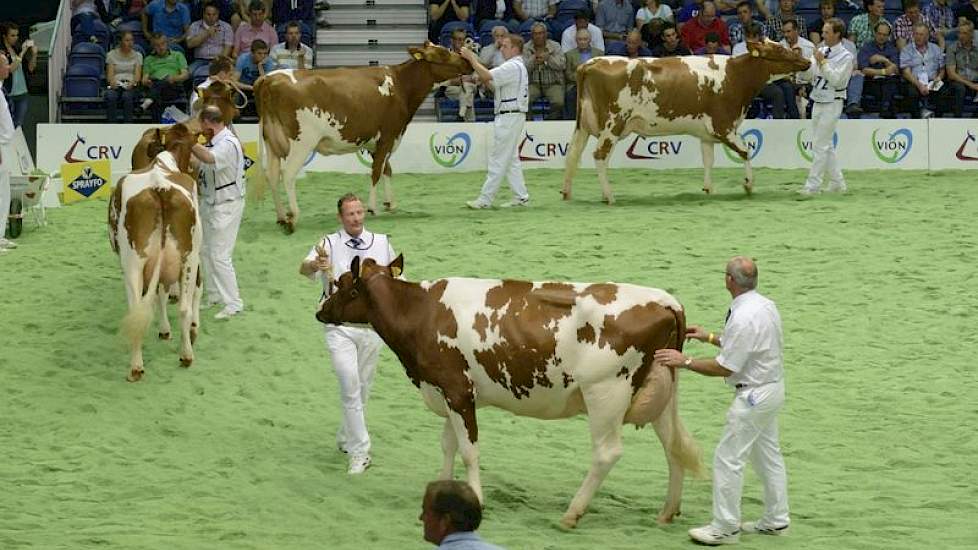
[108,123,203,382]
[317,256,705,528]
[562,40,810,203]
[254,42,472,232]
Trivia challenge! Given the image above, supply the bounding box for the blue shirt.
[595,0,635,34]
[235,52,277,85]
[439,531,506,550]
[857,40,899,71]
[146,0,191,39]
[900,41,944,81]
[605,41,653,57]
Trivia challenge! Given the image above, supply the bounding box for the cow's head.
[315,255,405,326]
[194,79,242,124]
[746,39,811,81]
[408,41,473,81]
[162,122,205,175]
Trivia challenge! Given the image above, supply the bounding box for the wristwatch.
[683,356,693,368]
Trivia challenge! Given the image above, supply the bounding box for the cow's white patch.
[268,68,297,84]
[679,55,728,95]
[378,74,395,96]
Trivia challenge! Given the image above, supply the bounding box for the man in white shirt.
[190,105,246,319]
[460,34,531,209]
[270,20,314,69]
[559,10,605,53]
[0,52,16,252]
[656,256,789,546]
[300,192,396,475]
[797,17,854,195]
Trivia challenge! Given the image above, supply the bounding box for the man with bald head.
[655,256,789,545]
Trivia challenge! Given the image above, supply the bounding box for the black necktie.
[725,308,732,324]
[349,237,362,249]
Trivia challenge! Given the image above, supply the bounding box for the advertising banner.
[927,118,978,169]
[60,159,112,204]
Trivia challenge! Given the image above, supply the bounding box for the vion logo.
[519,133,569,161]
[429,132,471,167]
[625,136,683,159]
[872,128,912,163]
[722,129,763,163]
[63,133,124,163]
[796,129,839,162]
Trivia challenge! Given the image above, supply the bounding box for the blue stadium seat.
[479,19,507,34]
[530,98,550,120]
[73,19,112,51]
[63,64,103,101]
[435,97,461,121]
[439,21,474,47]
[518,19,537,42]
[474,97,495,122]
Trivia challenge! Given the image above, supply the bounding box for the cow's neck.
[392,60,448,116]
[362,276,423,344]
[726,56,778,114]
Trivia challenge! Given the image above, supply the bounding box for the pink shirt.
[233,21,278,56]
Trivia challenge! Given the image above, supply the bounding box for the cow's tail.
[251,77,270,202]
[666,305,707,480]
[121,214,164,349]
[562,64,591,189]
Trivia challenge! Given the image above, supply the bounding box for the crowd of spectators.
[67,0,317,122]
[432,0,978,120]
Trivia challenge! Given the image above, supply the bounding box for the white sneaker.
[797,187,819,197]
[214,307,241,320]
[499,197,529,208]
[348,453,371,474]
[140,98,154,110]
[0,238,18,249]
[741,521,789,536]
[826,183,848,193]
[465,199,491,209]
[688,525,740,545]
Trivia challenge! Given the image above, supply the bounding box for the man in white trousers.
[798,18,854,196]
[655,256,789,546]
[299,193,396,474]
[459,35,531,209]
[191,105,246,319]
[0,52,17,253]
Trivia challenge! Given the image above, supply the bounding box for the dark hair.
[873,20,891,33]
[783,19,797,31]
[250,38,269,53]
[574,9,590,20]
[863,0,882,8]
[248,0,265,12]
[209,55,233,75]
[819,0,835,8]
[902,0,918,8]
[705,32,720,43]
[0,21,18,41]
[336,192,362,213]
[203,1,220,13]
[745,21,763,39]
[424,481,483,532]
[285,20,302,32]
[736,0,752,9]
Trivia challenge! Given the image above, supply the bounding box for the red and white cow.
[562,40,810,203]
[108,123,203,382]
[254,42,473,232]
[317,256,705,528]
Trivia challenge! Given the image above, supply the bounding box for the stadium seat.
[68,47,107,77]
[435,97,462,121]
[439,21,474,47]
[517,19,537,42]
[473,97,495,122]
[479,19,506,34]
[530,98,550,120]
[62,64,105,119]
[191,63,211,88]
[73,19,112,51]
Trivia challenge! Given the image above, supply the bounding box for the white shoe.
[465,199,491,209]
[348,453,371,474]
[797,187,819,197]
[688,525,740,545]
[140,98,154,110]
[499,197,529,208]
[741,521,789,536]
[0,238,18,249]
[214,307,241,320]
[826,183,848,193]
[205,297,223,308]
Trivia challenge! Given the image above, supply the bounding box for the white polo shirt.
[716,290,785,388]
[304,228,396,298]
[490,56,529,114]
[199,126,245,205]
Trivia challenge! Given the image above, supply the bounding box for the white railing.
[48,0,72,122]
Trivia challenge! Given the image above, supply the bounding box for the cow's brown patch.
[580,283,617,305]
[577,323,596,344]
[596,301,681,395]
[616,366,629,378]
[562,372,574,388]
[473,312,489,342]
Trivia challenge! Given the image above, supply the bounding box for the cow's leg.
[157,284,171,340]
[593,134,619,205]
[445,403,482,503]
[366,145,392,215]
[561,128,591,200]
[720,133,754,195]
[701,140,716,194]
[439,417,458,480]
[177,257,199,368]
[382,161,395,212]
[265,151,289,229]
[190,266,202,345]
[561,381,629,528]
[121,250,161,382]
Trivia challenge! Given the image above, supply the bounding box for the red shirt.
[680,17,730,51]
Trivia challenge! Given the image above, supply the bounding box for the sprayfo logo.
[519,133,569,161]
[429,132,471,167]
[872,128,913,163]
[68,166,107,197]
[722,129,763,163]
[63,133,124,163]
[955,131,978,161]
[625,136,683,160]
[796,129,839,162]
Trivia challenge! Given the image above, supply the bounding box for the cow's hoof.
[656,512,679,525]
[602,196,615,205]
[702,186,714,195]
[180,356,193,368]
[561,190,571,201]
[158,332,171,340]
[366,208,376,216]
[383,201,395,212]
[559,514,580,530]
[127,368,144,382]
[168,294,178,304]
[743,180,754,196]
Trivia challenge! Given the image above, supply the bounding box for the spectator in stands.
[894,0,939,50]
[141,32,189,121]
[636,0,674,29]
[420,480,504,550]
[143,0,191,47]
[271,20,313,68]
[596,0,635,42]
[234,0,278,57]
[524,22,565,119]
[733,22,789,118]
[945,22,978,115]
[115,0,151,24]
[676,0,705,26]
[847,21,900,118]
[560,10,605,53]
[428,0,471,44]
[695,32,724,54]
[235,38,276,90]
[71,0,106,39]
[235,0,273,25]
[190,55,234,115]
[768,18,807,118]
[607,27,653,57]
[474,0,519,34]
[764,0,805,42]
[514,0,557,22]
[272,0,314,31]
[640,18,667,50]
[808,0,835,44]
[754,0,777,22]
[188,0,236,25]
[479,25,509,69]
[652,23,692,55]
[104,30,143,123]
[727,1,756,46]
[900,22,950,118]
[187,1,234,75]
[564,27,602,118]
[925,0,956,46]
[957,0,978,29]
[439,28,478,121]
[0,23,35,129]
[681,1,730,52]
[849,0,891,48]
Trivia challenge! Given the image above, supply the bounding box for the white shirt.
[199,126,244,204]
[799,43,854,102]
[560,23,606,53]
[781,35,815,60]
[304,228,396,298]
[716,290,785,388]
[0,91,13,146]
[270,42,314,69]
[489,56,529,114]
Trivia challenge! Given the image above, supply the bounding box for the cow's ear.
[389,254,404,278]
[351,255,362,280]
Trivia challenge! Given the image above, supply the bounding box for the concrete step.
[316,24,427,46]
[316,44,416,66]
[323,5,427,25]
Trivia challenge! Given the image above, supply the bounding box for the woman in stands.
[0,23,36,130]
[636,0,674,29]
[105,31,144,123]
